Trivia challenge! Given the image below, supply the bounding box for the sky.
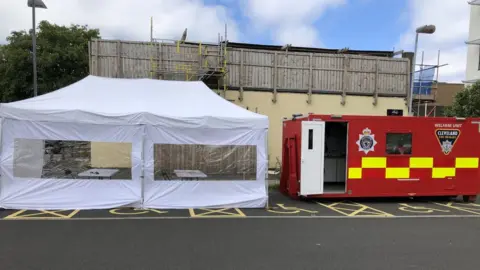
[0,0,472,83]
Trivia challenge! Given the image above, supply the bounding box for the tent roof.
[0,76,268,129]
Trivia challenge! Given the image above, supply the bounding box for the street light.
[27,0,47,97]
[408,24,436,116]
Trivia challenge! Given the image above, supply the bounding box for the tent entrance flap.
[300,121,325,196]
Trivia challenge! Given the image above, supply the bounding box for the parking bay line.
[4,209,80,219]
[432,202,480,215]
[2,214,480,221]
[316,201,395,217]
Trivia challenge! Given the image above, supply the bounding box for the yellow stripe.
[385,168,410,179]
[409,157,433,168]
[432,168,456,178]
[455,158,479,168]
[362,157,386,168]
[348,168,362,179]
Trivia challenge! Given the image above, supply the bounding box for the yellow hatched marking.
[455,158,479,168]
[189,208,246,218]
[348,168,362,179]
[433,202,480,215]
[317,201,394,217]
[398,203,450,213]
[432,168,456,178]
[409,157,433,168]
[109,208,168,215]
[5,209,80,219]
[361,157,387,168]
[385,168,410,179]
[267,204,318,214]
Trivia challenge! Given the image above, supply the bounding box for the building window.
[386,133,412,155]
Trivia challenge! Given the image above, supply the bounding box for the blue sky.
[313,0,408,51]
[0,0,471,82]
[198,0,409,51]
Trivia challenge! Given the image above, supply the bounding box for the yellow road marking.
[398,203,450,214]
[4,209,80,219]
[109,208,168,215]
[189,208,246,218]
[317,201,394,217]
[433,202,480,215]
[267,204,318,214]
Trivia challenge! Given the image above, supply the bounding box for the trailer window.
[386,133,412,155]
[308,129,313,150]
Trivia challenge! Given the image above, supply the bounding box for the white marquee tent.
[0,76,269,210]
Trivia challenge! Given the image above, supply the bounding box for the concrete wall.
[224,90,407,168]
[466,4,480,83]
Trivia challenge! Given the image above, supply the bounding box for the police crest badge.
[356,128,377,154]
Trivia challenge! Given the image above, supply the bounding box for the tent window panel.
[154,144,257,181]
[13,139,132,180]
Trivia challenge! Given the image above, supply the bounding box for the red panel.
[362,168,385,179]
[433,157,455,167]
[386,157,410,167]
[409,168,431,179]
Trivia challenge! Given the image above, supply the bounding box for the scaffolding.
[411,50,449,117]
[148,17,229,95]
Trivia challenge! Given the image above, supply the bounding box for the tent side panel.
[143,125,268,209]
[0,119,143,210]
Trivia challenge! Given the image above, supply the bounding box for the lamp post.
[408,24,436,116]
[27,0,47,97]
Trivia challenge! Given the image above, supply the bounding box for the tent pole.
[265,129,269,210]
[140,125,146,209]
[0,117,4,208]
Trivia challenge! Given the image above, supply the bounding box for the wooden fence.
[89,39,410,99]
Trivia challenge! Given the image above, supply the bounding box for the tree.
[444,81,480,117]
[0,21,100,102]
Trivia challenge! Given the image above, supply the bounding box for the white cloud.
[0,0,240,44]
[397,0,470,83]
[274,25,321,48]
[244,0,345,47]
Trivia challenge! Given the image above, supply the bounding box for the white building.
[466,0,480,84]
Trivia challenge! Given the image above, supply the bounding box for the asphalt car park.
[1,191,480,220]
[1,191,480,270]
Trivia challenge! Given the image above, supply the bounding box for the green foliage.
[0,21,100,102]
[444,81,480,117]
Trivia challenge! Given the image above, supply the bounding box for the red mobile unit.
[280,114,480,202]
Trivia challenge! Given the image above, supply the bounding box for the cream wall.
[224,90,407,169]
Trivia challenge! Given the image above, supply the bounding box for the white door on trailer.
[300,121,325,195]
